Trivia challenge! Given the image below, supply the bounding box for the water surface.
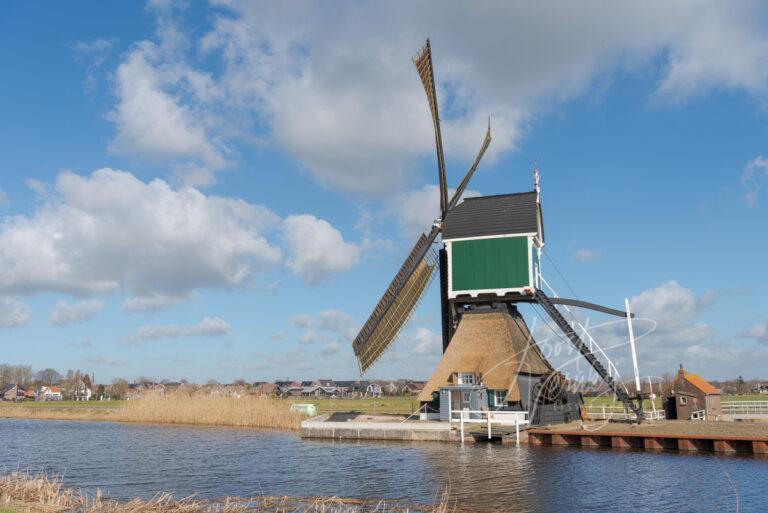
[0,419,764,512]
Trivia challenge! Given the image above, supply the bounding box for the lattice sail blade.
[448,121,492,211]
[353,231,439,372]
[413,39,448,218]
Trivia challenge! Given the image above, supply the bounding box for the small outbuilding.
[665,364,722,421]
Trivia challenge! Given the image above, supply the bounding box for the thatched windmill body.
[352,40,644,423]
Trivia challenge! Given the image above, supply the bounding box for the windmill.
[351,40,644,424]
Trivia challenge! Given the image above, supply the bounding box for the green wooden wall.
[451,236,530,292]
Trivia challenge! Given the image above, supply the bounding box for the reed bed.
[113,395,303,430]
[0,396,303,431]
[0,472,455,513]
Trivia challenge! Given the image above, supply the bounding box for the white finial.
[534,161,540,197]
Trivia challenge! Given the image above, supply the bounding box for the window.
[462,391,471,403]
[679,396,688,406]
[458,372,476,385]
[494,390,507,407]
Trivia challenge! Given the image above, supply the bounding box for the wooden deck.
[527,421,768,455]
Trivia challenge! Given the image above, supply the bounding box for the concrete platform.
[301,414,466,442]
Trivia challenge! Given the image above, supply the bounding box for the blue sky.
[1,1,768,383]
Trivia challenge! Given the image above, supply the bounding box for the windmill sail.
[448,121,492,211]
[413,39,448,218]
[353,230,439,372]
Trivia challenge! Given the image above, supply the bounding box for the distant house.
[666,364,722,421]
[0,384,25,402]
[73,380,92,401]
[334,381,368,398]
[366,383,382,398]
[39,386,63,401]
[301,386,337,397]
[401,381,426,396]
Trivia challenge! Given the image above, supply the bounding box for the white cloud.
[49,299,105,326]
[188,1,768,197]
[389,185,481,238]
[741,155,768,207]
[108,41,226,187]
[290,314,314,329]
[122,292,188,312]
[132,316,230,342]
[0,168,282,302]
[411,327,442,355]
[282,214,360,285]
[740,322,768,345]
[575,249,601,263]
[0,297,30,328]
[317,309,357,339]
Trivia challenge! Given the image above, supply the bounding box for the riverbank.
[0,396,303,430]
[0,471,452,513]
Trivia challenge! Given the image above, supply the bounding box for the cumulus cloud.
[130,316,230,343]
[0,297,31,328]
[0,168,282,303]
[575,249,601,263]
[531,280,719,382]
[91,1,768,197]
[283,215,360,285]
[49,299,105,326]
[741,155,768,207]
[411,327,442,355]
[740,322,768,345]
[389,185,481,238]
[317,310,357,339]
[109,41,226,187]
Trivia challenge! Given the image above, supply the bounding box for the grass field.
[0,400,124,409]
[304,396,419,415]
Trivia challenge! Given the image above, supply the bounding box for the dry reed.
[113,395,303,430]
[0,472,455,513]
[0,395,303,431]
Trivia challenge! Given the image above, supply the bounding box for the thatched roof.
[417,308,552,403]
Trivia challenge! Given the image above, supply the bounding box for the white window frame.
[457,372,476,385]
[679,396,688,406]
[493,390,507,406]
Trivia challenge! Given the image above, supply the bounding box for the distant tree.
[233,378,247,387]
[737,375,747,395]
[111,378,129,399]
[96,384,105,399]
[0,365,34,387]
[135,376,154,385]
[206,379,219,386]
[36,368,62,386]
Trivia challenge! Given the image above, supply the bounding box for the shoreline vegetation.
[0,471,454,513]
[0,395,304,431]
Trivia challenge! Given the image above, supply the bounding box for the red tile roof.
[684,373,719,395]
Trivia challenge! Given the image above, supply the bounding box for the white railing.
[721,401,768,417]
[584,405,665,421]
[539,276,625,390]
[690,409,706,421]
[450,409,529,444]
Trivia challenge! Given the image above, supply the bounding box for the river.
[0,419,765,512]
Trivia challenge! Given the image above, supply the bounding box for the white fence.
[721,401,768,419]
[450,409,529,444]
[584,405,665,421]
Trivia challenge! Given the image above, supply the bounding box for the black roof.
[442,191,543,240]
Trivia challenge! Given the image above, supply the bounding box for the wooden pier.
[527,427,768,455]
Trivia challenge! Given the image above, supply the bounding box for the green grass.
[0,507,25,513]
[299,396,419,415]
[0,400,125,409]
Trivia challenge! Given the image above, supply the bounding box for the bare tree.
[111,378,129,399]
[36,368,62,385]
